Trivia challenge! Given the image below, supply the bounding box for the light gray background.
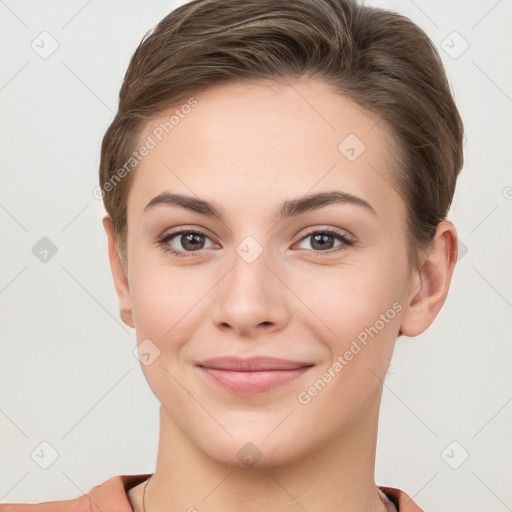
[1,0,511,510]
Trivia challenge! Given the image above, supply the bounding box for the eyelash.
[156,228,354,258]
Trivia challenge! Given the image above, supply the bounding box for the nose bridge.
[210,235,288,333]
[229,237,273,302]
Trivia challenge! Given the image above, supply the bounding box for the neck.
[145,388,389,512]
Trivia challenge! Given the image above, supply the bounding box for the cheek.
[130,264,205,341]
[304,262,404,329]
[292,267,405,425]
[292,254,408,376]
[128,265,208,397]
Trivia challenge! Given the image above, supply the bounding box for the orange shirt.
[0,474,424,511]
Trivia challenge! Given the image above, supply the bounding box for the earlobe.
[400,221,458,337]
[102,215,135,329]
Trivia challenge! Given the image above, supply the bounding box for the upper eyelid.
[160,226,217,242]
[295,225,353,240]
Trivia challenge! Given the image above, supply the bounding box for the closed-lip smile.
[196,356,315,393]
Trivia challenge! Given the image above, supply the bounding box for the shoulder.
[379,485,425,512]
[0,494,90,512]
[0,474,152,512]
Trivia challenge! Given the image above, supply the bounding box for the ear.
[400,221,458,337]
[102,215,135,329]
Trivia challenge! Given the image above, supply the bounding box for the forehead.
[127,78,403,222]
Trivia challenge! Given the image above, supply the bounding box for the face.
[116,78,416,467]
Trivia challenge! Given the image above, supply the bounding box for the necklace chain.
[142,474,152,512]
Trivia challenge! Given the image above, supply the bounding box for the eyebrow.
[143,190,377,220]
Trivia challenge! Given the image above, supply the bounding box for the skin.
[103,78,458,512]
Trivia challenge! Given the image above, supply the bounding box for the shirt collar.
[86,474,424,512]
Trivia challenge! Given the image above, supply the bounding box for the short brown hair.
[99,0,464,269]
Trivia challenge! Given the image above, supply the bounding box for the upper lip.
[197,356,314,371]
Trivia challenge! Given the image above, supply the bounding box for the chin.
[194,420,311,470]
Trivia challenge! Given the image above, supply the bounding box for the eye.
[295,228,354,254]
[157,227,354,258]
[157,229,218,257]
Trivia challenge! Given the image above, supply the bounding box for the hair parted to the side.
[99,0,464,271]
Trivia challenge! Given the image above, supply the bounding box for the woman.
[0,0,463,510]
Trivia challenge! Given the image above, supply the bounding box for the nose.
[210,249,290,337]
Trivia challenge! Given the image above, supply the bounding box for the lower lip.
[198,366,313,394]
